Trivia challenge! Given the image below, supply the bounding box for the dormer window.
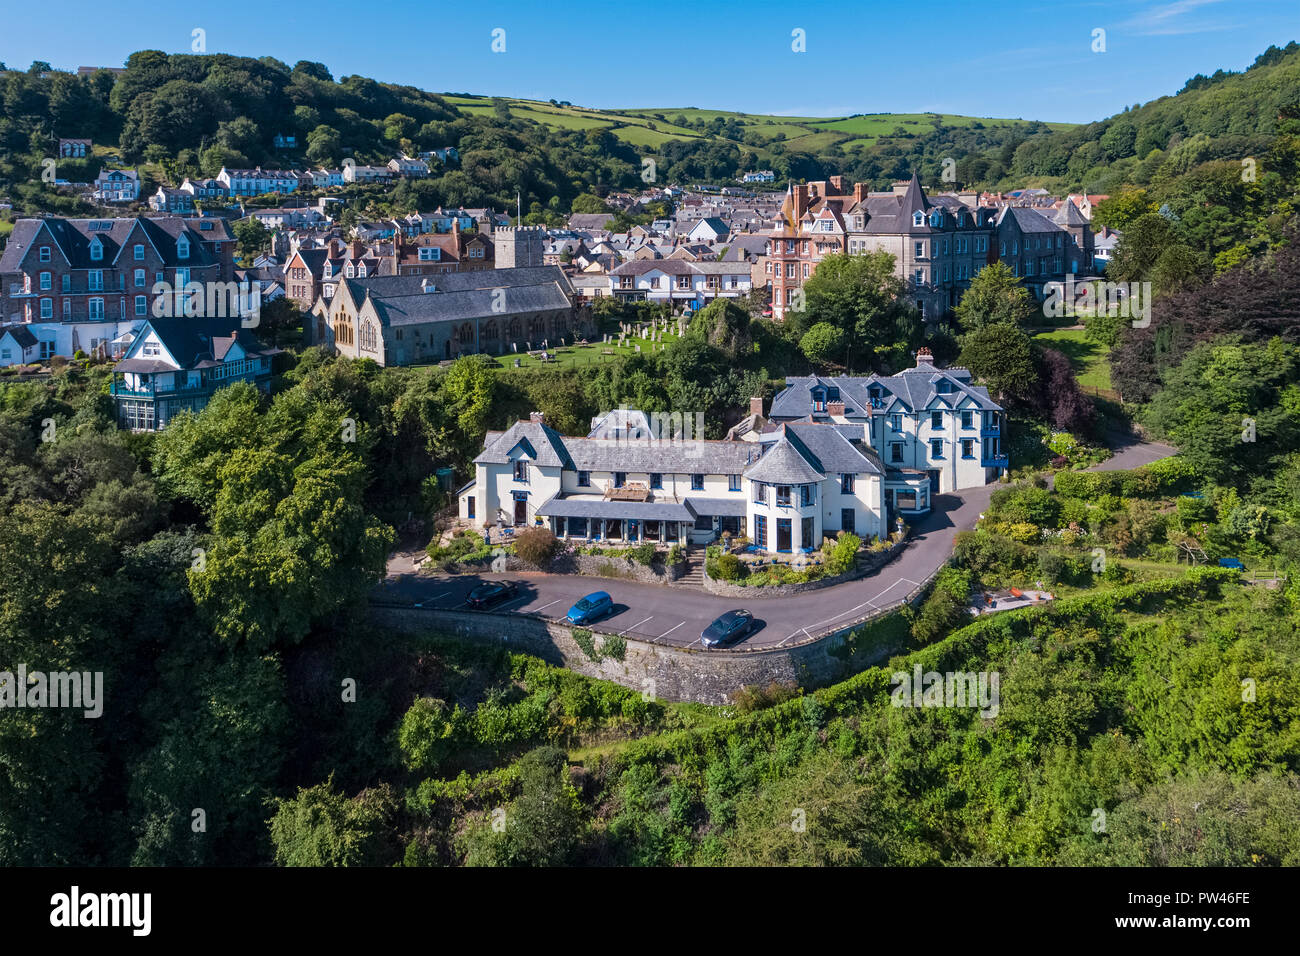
[930,212,942,227]
[176,236,190,260]
[89,238,103,261]
[913,212,924,227]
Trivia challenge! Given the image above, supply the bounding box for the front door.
[928,470,941,494]
[777,518,792,552]
[841,507,855,535]
[514,498,527,524]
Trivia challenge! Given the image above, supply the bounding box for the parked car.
[566,591,613,625]
[466,580,519,609]
[701,609,755,648]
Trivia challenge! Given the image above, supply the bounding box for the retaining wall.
[371,595,921,706]
[701,537,909,598]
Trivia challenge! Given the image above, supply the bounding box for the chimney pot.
[529,411,546,424]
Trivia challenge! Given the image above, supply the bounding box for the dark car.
[566,591,613,625]
[466,580,519,609]
[701,609,755,648]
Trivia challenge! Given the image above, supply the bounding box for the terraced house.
[0,216,235,357]
[764,172,1094,319]
[767,348,1007,516]
[458,411,890,554]
[609,259,753,306]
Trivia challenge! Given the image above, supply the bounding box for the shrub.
[1037,548,1067,584]
[628,542,656,565]
[823,532,862,576]
[602,634,626,662]
[514,527,558,566]
[990,483,1059,527]
[666,544,685,566]
[731,681,800,713]
[706,553,745,581]
[571,628,599,661]
[911,566,972,645]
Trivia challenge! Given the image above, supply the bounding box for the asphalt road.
[377,433,1174,652]
[378,485,994,651]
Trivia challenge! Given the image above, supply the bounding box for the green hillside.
[440,94,1074,160]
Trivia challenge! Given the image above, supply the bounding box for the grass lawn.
[411,326,684,373]
[1033,327,1113,391]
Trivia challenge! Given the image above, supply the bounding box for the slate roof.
[1052,199,1089,226]
[769,362,998,422]
[0,216,224,273]
[998,205,1063,234]
[537,496,694,521]
[743,436,825,484]
[365,283,572,327]
[474,420,575,469]
[0,324,37,348]
[115,317,277,373]
[784,423,883,476]
[474,418,760,475]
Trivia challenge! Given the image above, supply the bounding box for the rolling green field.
[440,95,1075,156]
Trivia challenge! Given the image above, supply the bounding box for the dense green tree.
[954,262,1036,330]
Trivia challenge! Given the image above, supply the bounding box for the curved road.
[377,433,1175,652]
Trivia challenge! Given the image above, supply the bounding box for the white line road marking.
[657,620,685,639]
[495,595,528,610]
[778,627,811,647]
[620,616,654,635]
[533,598,564,613]
[428,592,452,602]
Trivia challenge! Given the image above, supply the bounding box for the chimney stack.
[853,183,869,204]
[916,347,935,366]
[827,401,846,418]
[828,174,844,193]
[749,396,764,418]
[529,411,546,424]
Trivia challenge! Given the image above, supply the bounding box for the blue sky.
[3,0,1298,123]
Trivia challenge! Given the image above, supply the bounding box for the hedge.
[1053,456,1198,500]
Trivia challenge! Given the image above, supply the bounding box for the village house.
[456,410,888,554]
[110,317,278,431]
[217,167,304,196]
[58,138,91,159]
[92,169,139,203]
[766,348,1007,509]
[0,216,235,330]
[608,259,752,306]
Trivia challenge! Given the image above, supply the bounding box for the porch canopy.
[684,497,747,518]
[537,496,694,522]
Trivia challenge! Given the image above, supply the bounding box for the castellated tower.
[493,225,545,269]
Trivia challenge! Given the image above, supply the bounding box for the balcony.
[981,454,1009,468]
[980,425,1001,436]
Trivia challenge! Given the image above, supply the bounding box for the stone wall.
[371,602,911,705]
[702,537,909,598]
[502,552,686,585]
